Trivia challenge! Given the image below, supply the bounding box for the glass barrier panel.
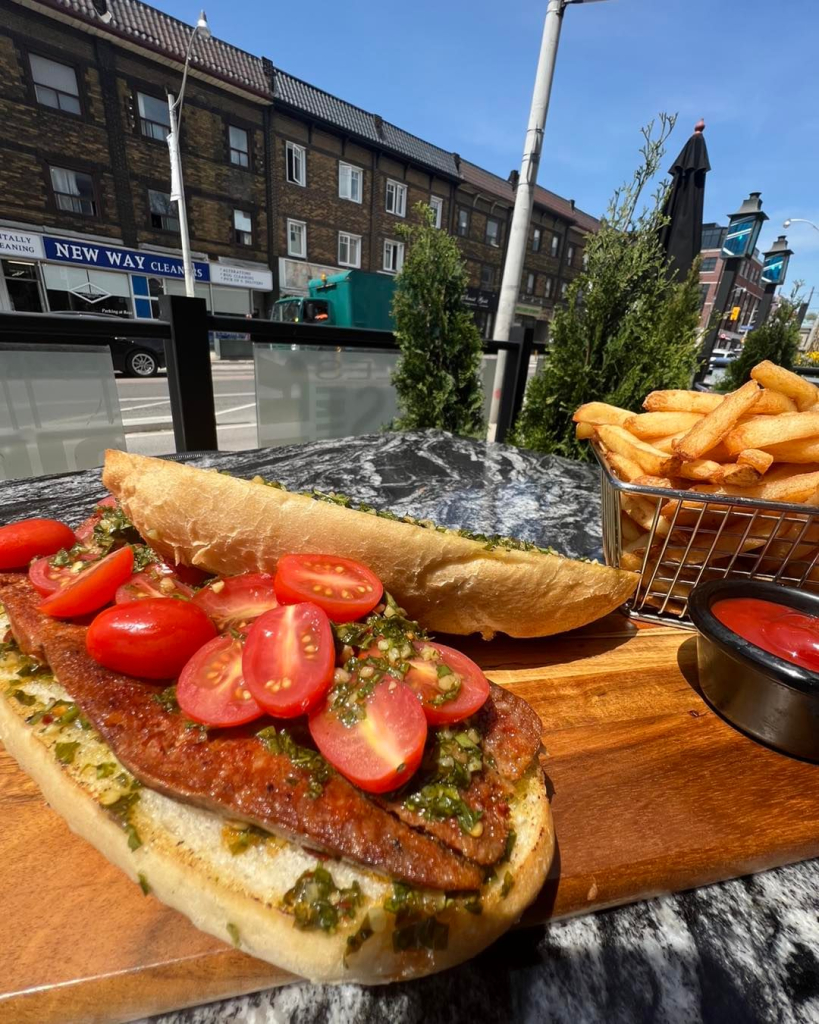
[0,343,126,481]
[254,344,496,446]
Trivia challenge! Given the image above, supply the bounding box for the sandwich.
[0,451,630,983]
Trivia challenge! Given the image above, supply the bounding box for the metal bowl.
[688,579,819,762]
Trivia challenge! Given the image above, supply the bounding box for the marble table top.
[2,431,817,1024]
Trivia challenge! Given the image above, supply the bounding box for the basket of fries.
[575,361,819,626]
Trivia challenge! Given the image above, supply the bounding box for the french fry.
[724,411,819,455]
[624,411,703,439]
[672,380,761,461]
[619,551,644,571]
[664,458,723,482]
[751,361,819,411]
[620,513,643,544]
[620,493,670,535]
[633,475,675,488]
[596,425,669,476]
[643,390,722,414]
[699,440,732,463]
[719,464,761,487]
[573,401,633,426]
[737,449,774,475]
[758,437,819,464]
[575,422,595,440]
[606,451,644,482]
[652,431,686,453]
[669,469,819,505]
[753,389,798,414]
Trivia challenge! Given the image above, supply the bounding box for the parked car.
[57,312,166,377]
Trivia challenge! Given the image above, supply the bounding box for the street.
[119,360,258,455]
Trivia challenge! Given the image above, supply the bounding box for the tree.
[390,203,485,436]
[511,115,703,460]
[717,289,803,392]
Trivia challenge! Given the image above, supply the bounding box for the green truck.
[271,270,396,331]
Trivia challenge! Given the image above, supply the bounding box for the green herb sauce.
[281,865,362,933]
[400,727,485,834]
[10,689,36,706]
[226,923,241,947]
[138,873,151,896]
[55,740,80,764]
[344,915,374,962]
[257,726,333,798]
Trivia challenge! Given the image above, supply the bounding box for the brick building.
[0,0,598,339]
[698,222,765,352]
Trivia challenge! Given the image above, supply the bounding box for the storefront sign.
[43,237,210,282]
[515,303,541,317]
[464,287,498,312]
[0,229,45,260]
[211,263,273,291]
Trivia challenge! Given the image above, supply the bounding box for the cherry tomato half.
[28,551,99,596]
[309,676,427,794]
[242,602,334,717]
[39,546,134,618]
[0,518,76,570]
[274,554,383,622]
[86,598,217,680]
[177,635,263,727]
[402,641,491,726]
[115,564,195,604]
[171,562,210,587]
[74,495,118,546]
[193,572,279,632]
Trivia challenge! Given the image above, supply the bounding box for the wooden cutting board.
[4,613,819,1024]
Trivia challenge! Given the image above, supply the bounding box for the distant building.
[698,223,765,351]
[0,0,598,335]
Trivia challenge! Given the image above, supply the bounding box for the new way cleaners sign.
[43,237,210,282]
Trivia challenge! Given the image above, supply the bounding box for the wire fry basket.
[594,443,819,628]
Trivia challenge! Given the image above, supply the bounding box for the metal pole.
[167,93,196,299]
[487,0,566,438]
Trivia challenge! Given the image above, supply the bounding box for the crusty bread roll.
[103,450,636,638]
[0,625,553,984]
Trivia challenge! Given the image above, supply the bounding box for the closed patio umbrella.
[659,119,711,278]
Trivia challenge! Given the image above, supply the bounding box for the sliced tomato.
[242,602,334,717]
[74,495,118,546]
[28,550,99,596]
[86,598,217,680]
[193,572,279,632]
[402,642,491,726]
[273,554,383,622]
[177,635,263,727]
[115,564,195,604]
[171,562,210,587]
[40,546,134,618]
[0,518,77,570]
[309,677,427,793]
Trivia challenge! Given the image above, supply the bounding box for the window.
[2,260,43,312]
[456,207,470,237]
[287,219,306,258]
[701,256,718,272]
[480,264,494,291]
[544,277,553,298]
[338,231,361,268]
[429,196,443,229]
[234,209,253,246]
[560,281,568,300]
[229,125,249,167]
[385,179,407,217]
[383,239,404,273]
[701,225,725,251]
[550,233,560,258]
[286,142,306,186]
[339,162,362,203]
[582,250,589,271]
[698,283,710,310]
[485,218,501,248]
[137,92,170,141]
[525,272,535,294]
[148,189,179,232]
[29,54,80,114]
[532,227,541,253]
[50,166,96,216]
[566,245,575,266]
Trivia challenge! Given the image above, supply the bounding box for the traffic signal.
[730,306,741,321]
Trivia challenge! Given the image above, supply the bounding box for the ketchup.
[712,598,819,673]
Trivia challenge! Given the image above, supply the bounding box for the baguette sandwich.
[103,451,636,638]
[0,454,573,984]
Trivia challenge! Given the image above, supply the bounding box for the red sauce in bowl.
[712,598,819,673]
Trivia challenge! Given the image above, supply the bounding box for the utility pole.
[487,0,610,439]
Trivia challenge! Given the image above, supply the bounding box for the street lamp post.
[784,219,819,349]
[754,234,793,327]
[167,10,211,299]
[694,192,768,383]
[487,0,611,439]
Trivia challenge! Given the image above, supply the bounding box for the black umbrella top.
[660,120,712,279]
[667,119,711,178]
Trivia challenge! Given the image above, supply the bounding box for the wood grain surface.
[3,613,819,1024]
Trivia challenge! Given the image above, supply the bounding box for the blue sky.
[166,0,819,309]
